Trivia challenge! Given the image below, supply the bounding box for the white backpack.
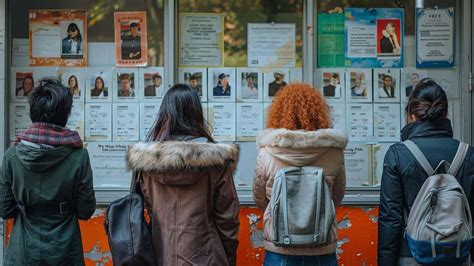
[403,140,472,264]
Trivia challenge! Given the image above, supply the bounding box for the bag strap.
[314,168,323,241]
[280,169,290,243]
[403,140,434,176]
[447,142,469,177]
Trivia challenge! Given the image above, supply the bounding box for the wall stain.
[247,213,264,248]
[83,241,112,266]
[337,216,352,229]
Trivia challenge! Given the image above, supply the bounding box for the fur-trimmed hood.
[256,128,348,166]
[127,141,239,183]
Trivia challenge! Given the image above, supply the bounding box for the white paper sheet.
[85,103,112,141]
[58,68,85,102]
[178,67,208,102]
[316,68,345,102]
[208,103,236,141]
[207,68,236,102]
[236,68,263,102]
[9,103,31,141]
[12,38,29,67]
[372,143,395,186]
[139,103,161,140]
[139,67,166,101]
[236,103,263,141]
[85,67,113,103]
[373,68,401,102]
[343,143,372,187]
[346,69,373,103]
[113,103,139,141]
[328,103,346,132]
[263,68,290,102]
[346,104,373,141]
[66,103,85,140]
[402,68,428,100]
[113,68,139,102]
[374,103,401,142]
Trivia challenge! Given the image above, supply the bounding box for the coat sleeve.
[214,167,240,266]
[332,161,346,206]
[76,150,96,220]
[252,150,269,210]
[378,146,404,266]
[0,155,18,219]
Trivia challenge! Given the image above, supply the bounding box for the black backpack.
[104,171,157,265]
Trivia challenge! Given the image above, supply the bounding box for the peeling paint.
[83,241,112,266]
[369,214,378,223]
[337,217,352,229]
[247,213,264,248]
[336,237,350,259]
[362,207,375,213]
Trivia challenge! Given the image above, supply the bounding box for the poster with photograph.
[85,103,112,141]
[86,68,112,102]
[317,69,345,102]
[139,67,166,101]
[178,68,207,101]
[113,68,139,102]
[86,142,133,188]
[140,102,161,140]
[346,104,373,141]
[237,103,263,141]
[346,69,373,102]
[9,103,31,141]
[179,13,224,67]
[373,68,400,102]
[58,68,84,101]
[402,68,428,100]
[328,103,346,132]
[29,10,87,67]
[344,143,372,187]
[373,143,395,186]
[373,103,401,142]
[112,103,139,141]
[208,103,236,141]
[114,12,148,67]
[10,67,35,102]
[416,8,455,68]
[345,8,404,68]
[66,103,85,140]
[263,68,290,102]
[207,68,236,102]
[247,23,296,68]
[236,68,262,102]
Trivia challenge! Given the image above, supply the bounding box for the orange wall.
[5,206,378,265]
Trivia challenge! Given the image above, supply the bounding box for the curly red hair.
[267,83,331,130]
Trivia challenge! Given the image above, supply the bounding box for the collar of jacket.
[127,141,239,173]
[256,128,348,149]
[401,118,453,141]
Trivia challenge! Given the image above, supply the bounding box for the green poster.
[317,13,345,67]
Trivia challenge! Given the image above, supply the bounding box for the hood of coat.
[15,142,74,172]
[127,141,239,185]
[256,128,348,166]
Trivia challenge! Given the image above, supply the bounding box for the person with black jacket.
[378,78,474,266]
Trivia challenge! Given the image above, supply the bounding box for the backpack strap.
[403,140,435,176]
[447,142,469,177]
[280,169,291,244]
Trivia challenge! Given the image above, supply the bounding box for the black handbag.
[104,171,157,266]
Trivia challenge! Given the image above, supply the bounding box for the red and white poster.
[114,12,148,67]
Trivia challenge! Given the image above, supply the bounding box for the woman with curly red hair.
[253,83,347,266]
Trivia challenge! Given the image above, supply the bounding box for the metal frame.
[461,0,472,144]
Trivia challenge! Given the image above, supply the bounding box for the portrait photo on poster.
[114,69,139,102]
[317,69,345,102]
[60,21,84,59]
[86,68,112,102]
[208,68,235,102]
[58,68,84,100]
[402,68,428,100]
[374,68,400,102]
[377,19,402,58]
[236,68,262,102]
[11,67,35,102]
[140,67,166,101]
[114,12,148,67]
[346,69,373,102]
[263,68,290,102]
[179,68,208,101]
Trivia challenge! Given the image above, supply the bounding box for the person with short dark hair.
[0,78,96,265]
[189,74,202,96]
[378,79,474,265]
[121,22,141,60]
[144,74,162,97]
[213,73,231,96]
[118,73,135,97]
[378,75,395,98]
[323,73,340,97]
[62,23,83,55]
[405,73,419,97]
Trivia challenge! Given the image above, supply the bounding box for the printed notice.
[344,143,372,187]
[140,103,161,140]
[374,104,401,142]
[237,103,263,141]
[328,103,346,132]
[66,103,85,140]
[208,103,236,141]
[85,103,112,141]
[9,103,31,141]
[373,143,395,186]
[113,103,139,141]
[248,23,296,68]
[346,104,373,141]
[179,13,224,67]
[86,142,133,188]
[317,13,345,67]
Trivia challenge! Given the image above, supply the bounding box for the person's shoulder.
[3,146,18,160]
[68,148,90,161]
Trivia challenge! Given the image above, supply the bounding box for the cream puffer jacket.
[252,128,348,256]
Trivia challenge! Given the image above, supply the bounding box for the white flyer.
[402,68,428,100]
[247,23,296,68]
[263,68,290,102]
[113,103,139,141]
[343,143,372,187]
[207,68,236,102]
[139,102,161,140]
[208,103,236,141]
[139,67,166,101]
[112,68,139,102]
[236,68,263,102]
[317,68,345,102]
[374,103,401,142]
[66,103,85,140]
[237,103,263,141]
[346,69,373,103]
[85,103,112,141]
[328,103,346,132]
[86,142,133,189]
[58,68,85,102]
[178,67,208,101]
[9,103,31,141]
[373,68,401,102]
[373,143,395,186]
[346,104,373,142]
[85,67,113,103]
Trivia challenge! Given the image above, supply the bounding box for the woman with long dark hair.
[62,23,83,55]
[90,76,107,97]
[68,75,80,96]
[126,84,240,266]
[378,79,474,265]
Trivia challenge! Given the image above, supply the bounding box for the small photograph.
[60,21,84,59]
[117,72,136,98]
[377,19,402,57]
[322,72,342,98]
[141,67,165,99]
[208,68,235,102]
[87,69,111,101]
[374,68,400,102]
[14,71,35,98]
[403,68,428,98]
[179,68,207,101]
[59,69,84,98]
[346,69,372,102]
[263,68,290,102]
[185,72,203,96]
[236,68,262,102]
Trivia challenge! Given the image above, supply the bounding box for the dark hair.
[152,74,162,80]
[383,75,393,81]
[190,74,198,81]
[28,78,73,127]
[22,76,34,88]
[68,75,79,90]
[94,76,105,89]
[147,84,214,142]
[67,23,82,41]
[406,78,448,123]
[119,73,131,81]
